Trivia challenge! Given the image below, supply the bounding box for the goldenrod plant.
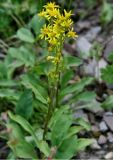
[0,2,94,159]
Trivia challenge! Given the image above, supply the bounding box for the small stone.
[103,36,113,62]
[95,58,107,80]
[90,139,101,150]
[78,58,97,77]
[107,132,113,143]
[85,26,101,42]
[103,115,113,132]
[88,113,95,124]
[91,125,100,138]
[77,21,90,30]
[73,109,89,122]
[99,121,108,132]
[98,135,107,145]
[104,152,113,159]
[104,112,113,116]
[76,36,92,58]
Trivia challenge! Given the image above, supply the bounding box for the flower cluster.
[38,2,78,46]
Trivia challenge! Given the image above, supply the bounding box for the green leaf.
[48,105,69,129]
[0,89,20,101]
[0,62,8,79]
[101,95,113,109]
[39,141,50,157]
[60,77,93,98]
[76,138,93,151]
[29,15,45,36]
[50,107,73,146]
[75,118,91,131]
[8,112,34,135]
[61,70,74,89]
[8,139,37,159]
[8,46,35,67]
[15,89,33,119]
[101,65,113,84]
[17,28,35,43]
[65,126,83,139]
[21,74,47,104]
[8,112,50,156]
[0,80,18,87]
[7,122,24,140]
[55,136,78,160]
[7,123,37,159]
[108,51,113,63]
[63,55,82,68]
[100,1,113,26]
[73,91,96,102]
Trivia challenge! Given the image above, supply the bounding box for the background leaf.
[17,28,35,43]
[15,89,33,119]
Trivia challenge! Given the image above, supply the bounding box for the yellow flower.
[38,9,46,17]
[49,37,57,46]
[47,8,60,18]
[64,10,72,18]
[67,29,78,38]
[61,19,73,28]
[38,2,78,46]
[44,2,59,10]
[39,25,50,39]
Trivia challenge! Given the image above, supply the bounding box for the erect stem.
[55,72,60,108]
[43,82,53,139]
[43,41,63,139]
[43,102,51,140]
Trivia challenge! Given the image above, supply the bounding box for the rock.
[98,135,107,145]
[95,58,107,80]
[78,58,97,77]
[85,26,101,42]
[91,125,100,138]
[96,150,106,158]
[104,152,113,159]
[99,121,108,132]
[107,132,113,143]
[103,115,113,132]
[103,36,113,62]
[84,58,98,76]
[76,36,92,58]
[90,139,101,150]
[77,21,90,31]
[104,112,113,116]
[88,113,95,124]
[73,109,89,122]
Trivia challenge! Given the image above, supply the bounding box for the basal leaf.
[101,95,113,109]
[60,77,93,98]
[76,138,93,152]
[55,136,78,160]
[15,89,33,119]
[17,28,35,43]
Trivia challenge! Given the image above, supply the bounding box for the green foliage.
[100,0,113,26]
[102,95,113,109]
[84,0,96,8]
[0,0,45,38]
[17,28,35,43]
[7,122,37,159]
[29,15,45,38]
[60,77,93,98]
[101,65,113,84]
[15,89,33,119]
